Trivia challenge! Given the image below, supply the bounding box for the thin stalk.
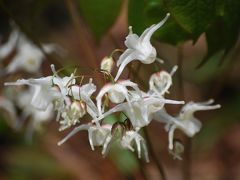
[143,127,167,180]
[177,46,191,180]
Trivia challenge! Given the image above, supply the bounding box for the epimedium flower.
[120,128,149,162]
[154,99,221,150]
[57,79,98,131]
[96,79,142,115]
[58,100,86,131]
[58,123,112,154]
[16,87,54,139]
[5,76,57,110]
[0,87,54,140]
[4,64,76,110]
[58,120,150,161]
[68,78,97,118]
[114,13,170,81]
[148,66,178,96]
[94,93,184,130]
[0,28,61,75]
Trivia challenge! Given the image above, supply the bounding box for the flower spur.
[114,13,170,81]
[154,99,221,150]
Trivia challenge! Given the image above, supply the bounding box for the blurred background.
[0,0,240,179]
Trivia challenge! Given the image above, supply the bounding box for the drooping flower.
[94,93,184,130]
[58,123,112,154]
[5,76,57,110]
[96,80,142,115]
[114,13,170,81]
[154,99,221,150]
[120,129,149,162]
[58,79,98,131]
[4,65,76,110]
[0,87,54,140]
[58,100,86,131]
[16,88,54,137]
[0,29,61,74]
[68,78,97,118]
[149,66,177,96]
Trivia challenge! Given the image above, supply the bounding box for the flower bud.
[100,56,114,73]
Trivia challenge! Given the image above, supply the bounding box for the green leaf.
[198,0,240,67]
[77,0,122,40]
[165,0,216,39]
[128,0,192,45]
[128,0,147,35]
[154,19,191,45]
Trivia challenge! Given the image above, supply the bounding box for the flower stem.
[143,127,167,180]
[177,46,191,180]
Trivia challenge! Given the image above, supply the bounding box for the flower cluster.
[0,27,60,75]
[0,25,60,139]
[3,14,220,161]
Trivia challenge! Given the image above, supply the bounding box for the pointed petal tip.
[57,141,63,146]
[216,104,221,109]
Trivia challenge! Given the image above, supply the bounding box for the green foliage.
[128,0,240,65]
[77,0,122,40]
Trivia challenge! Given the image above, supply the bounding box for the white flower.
[58,100,86,131]
[149,66,177,96]
[5,76,57,110]
[51,64,76,100]
[0,29,61,74]
[58,123,112,155]
[56,78,98,131]
[0,87,54,137]
[94,94,184,129]
[4,65,75,110]
[68,78,98,118]
[120,129,149,162]
[114,13,170,81]
[17,89,54,138]
[96,80,141,115]
[155,99,221,150]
